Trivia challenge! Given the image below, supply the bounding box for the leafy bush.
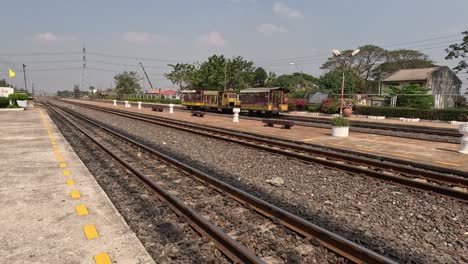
[295,99,305,110]
[331,117,350,127]
[388,84,433,109]
[8,93,29,100]
[320,98,340,114]
[396,95,434,109]
[307,104,321,112]
[290,89,307,99]
[0,97,9,108]
[7,104,20,108]
[354,106,468,121]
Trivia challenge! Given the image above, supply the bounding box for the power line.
[0,51,80,57]
[87,51,194,63]
[381,34,460,48]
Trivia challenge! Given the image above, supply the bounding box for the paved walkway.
[0,109,155,264]
[67,99,468,171]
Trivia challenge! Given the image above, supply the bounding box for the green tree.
[190,55,256,91]
[446,30,468,78]
[274,72,318,89]
[265,71,278,86]
[164,63,197,91]
[318,70,360,95]
[253,67,268,87]
[372,49,434,81]
[193,54,227,90]
[321,46,432,92]
[224,56,255,90]
[387,84,433,109]
[0,79,11,87]
[114,71,142,95]
[56,90,74,97]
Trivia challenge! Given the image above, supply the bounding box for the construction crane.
[139,62,160,98]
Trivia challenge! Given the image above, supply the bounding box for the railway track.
[88,99,461,143]
[54,99,468,203]
[44,101,397,264]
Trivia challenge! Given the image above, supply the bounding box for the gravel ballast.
[54,101,468,263]
[49,109,227,263]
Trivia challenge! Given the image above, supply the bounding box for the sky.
[0,0,467,94]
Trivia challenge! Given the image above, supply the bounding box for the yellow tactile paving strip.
[39,110,112,264]
[66,99,468,171]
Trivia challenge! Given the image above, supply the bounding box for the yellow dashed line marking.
[83,224,99,240]
[54,150,62,155]
[70,190,81,199]
[434,161,462,167]
[391,153,412,159]
[57,157,65,162]
[94,253,112,264]
[66,179,75,186]
[59,162,67,168]
[76,205,89,216]
[62,170,71,176]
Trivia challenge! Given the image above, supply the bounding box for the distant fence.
[112,94,179,100]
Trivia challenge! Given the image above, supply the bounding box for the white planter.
[17,100,27,108]
[459,124,468,154]
[332,126,349,137]
[451,121,468,126]
[399,118,420,122]
[368,116,386,120]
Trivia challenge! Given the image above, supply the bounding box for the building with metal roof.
[381,66,463,108]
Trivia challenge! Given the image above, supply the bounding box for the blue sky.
[0,0,467,93]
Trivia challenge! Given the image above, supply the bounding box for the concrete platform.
[0,109,155,264]
[67,99,468,171]
[284,112,458,129]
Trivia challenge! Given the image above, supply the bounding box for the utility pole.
[139,62,157,97]
[224,62,227,91]
[22,64,28,94]
[32,83,35,96]
[78,45,90,98]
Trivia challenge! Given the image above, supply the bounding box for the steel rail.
[58,100,468,203]
[46,101,398,264]
[46,104,264,264]
[68,99,468,177]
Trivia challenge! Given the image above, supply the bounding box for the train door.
[272,90,282,111]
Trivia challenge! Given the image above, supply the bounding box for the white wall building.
[0,87,14,97]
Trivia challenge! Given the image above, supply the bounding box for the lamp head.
[331,49,341,56]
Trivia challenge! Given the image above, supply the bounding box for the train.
[181,87,289,114]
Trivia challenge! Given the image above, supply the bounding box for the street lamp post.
[331,49,360,116]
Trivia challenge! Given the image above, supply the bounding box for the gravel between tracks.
[55,102,468,263]
[50,109,228,263]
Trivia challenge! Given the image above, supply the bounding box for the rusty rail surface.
[45,101,397,264]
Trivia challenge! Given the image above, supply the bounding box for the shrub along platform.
[354,106,468,121]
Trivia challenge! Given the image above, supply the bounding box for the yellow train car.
[238,87,288,114]
[200,90,240,112]
[181,90,204,109]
